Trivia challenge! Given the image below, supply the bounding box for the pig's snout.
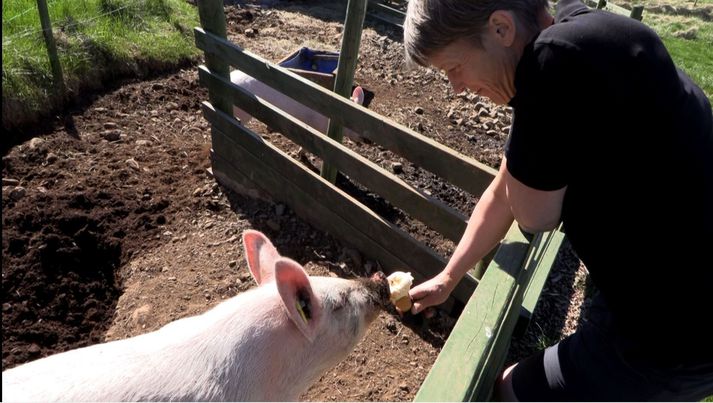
[364,271,390,308]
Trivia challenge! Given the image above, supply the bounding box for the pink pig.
[2,230,390,401]
[230,70,368,143]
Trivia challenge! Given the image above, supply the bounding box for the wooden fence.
[585,0,645,20]
[195,0,565,400]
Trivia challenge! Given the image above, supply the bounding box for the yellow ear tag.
[295,301,309,323]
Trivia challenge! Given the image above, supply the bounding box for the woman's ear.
[489,10,517,47]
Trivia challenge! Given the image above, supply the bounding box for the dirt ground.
[2,1,591,401]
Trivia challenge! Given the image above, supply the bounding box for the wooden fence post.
[196,0,232,115]
[320,0,367,183]
[36,0,66,99]
[630,5,644,21]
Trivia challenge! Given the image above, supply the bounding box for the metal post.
[37,0,66,99]
[320,0,367,183]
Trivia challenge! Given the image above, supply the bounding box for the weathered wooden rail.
[585,0,645,20]
[415,226,565,401]
[195,0,565,400]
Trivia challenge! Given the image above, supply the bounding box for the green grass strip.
[2,0,200,128]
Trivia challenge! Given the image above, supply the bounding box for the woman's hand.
[409,271,455,315]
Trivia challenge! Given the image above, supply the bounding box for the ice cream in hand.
[387,271,414,312]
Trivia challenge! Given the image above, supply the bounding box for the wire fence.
[2,1,133,47]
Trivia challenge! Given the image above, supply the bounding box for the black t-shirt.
[505,0,713,363]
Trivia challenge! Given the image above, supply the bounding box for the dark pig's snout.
[365,271,390,308]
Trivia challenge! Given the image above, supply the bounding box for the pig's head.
[242,230,389,369]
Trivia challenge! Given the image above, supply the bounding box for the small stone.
[126,158,140,171]
[228,260,237,268]
[486,130,500,137]
[245,28,257,37]
[45,153,58,164]
[475,101,489,112]
[2,178,19,186]
[28,137,44,149]
[391,161,403,174]
[135,139,151,146]
[385,319,398,334]
[102,130,121,141]
[104,122,118,129]
[414,106,424,114]
[166,102,179,111]
[9,186,26,201]
[168,277,177,281]
[28,344,41,354]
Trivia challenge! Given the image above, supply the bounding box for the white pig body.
[2,231,389,402]
[230,70,366,142]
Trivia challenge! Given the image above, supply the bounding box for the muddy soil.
[2,1,589,400]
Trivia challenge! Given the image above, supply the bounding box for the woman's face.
[428,21,521,105]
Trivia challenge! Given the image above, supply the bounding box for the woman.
[403,0,713,400]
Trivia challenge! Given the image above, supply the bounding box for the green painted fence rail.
[415,226,565,401]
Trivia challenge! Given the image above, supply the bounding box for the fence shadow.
[505,238,585,364]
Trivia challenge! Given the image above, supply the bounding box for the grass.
[644,12,713,103]
[2,0,200,128]
[532,322,558,351]
[576,0,712,102]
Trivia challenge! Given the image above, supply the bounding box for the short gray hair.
[404,0,550,67]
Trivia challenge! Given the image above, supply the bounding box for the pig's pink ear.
[274,258,322,343]
[242,230,280,285]
[351,86,365,105]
